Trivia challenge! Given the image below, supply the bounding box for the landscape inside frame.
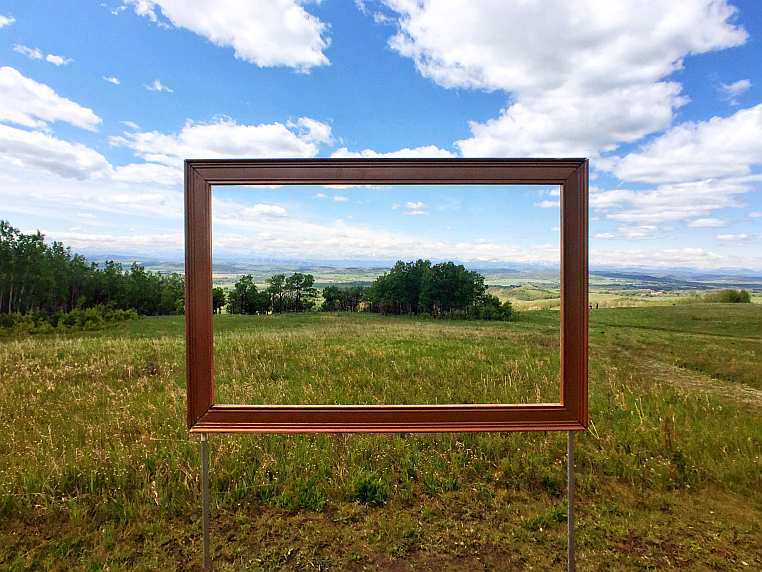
[209,183,563,406]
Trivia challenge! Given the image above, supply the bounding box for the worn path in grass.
[1,304,760,570]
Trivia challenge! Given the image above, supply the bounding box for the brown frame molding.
[185,158,588,433]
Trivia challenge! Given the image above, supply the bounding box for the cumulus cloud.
[13,45,72,65]
[0,162,185,236]
[242,204,288,218]
[688,218,728,228]
[108,117,331,185]
[591,179,749,226]
[377,0,746,157]
[602,104,762,184]
[124,0,330,70]
[45,54,72,66]
[288,116,333,144]
[716,233,753,242]
[0,67,101,131]
[112,117,329,163]
[0,124,111,180]
[103,75,121,85]
[145,79,173,92]
[13,44,43,60]
[590,247,730,270]
[332,145,454,158]
[402,201,427,215]
[110,162,181,186]
[0,14,15,27]
[719,78,751,104]
[210,195,558,262]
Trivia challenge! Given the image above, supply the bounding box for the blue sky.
[0,1,760,270]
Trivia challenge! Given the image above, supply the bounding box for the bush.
[468,295,513,321]
[703,289,751,303]
[351,471,389,506]
[0,305,138,336]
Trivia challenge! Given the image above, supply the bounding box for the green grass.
[1,305,761,570]
[214,313,559,405]
[491,285,762,311]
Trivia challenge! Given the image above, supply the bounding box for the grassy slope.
[0,305,760,570]
[490,285,762,311]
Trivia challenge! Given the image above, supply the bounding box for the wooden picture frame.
[185,158,588,433]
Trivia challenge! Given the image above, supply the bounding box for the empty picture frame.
[185,158,588,433]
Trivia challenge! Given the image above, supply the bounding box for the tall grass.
[1,305,760,569]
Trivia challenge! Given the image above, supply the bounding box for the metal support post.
[201,433,211,571]
[567,431,575,572]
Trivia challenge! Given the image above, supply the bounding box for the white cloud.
[14,45,72,66]
[111,117,330,164]
[459,84,687,157]
[314,192,328,199]
[45,53,72,66]
[591,179,749,226]
[534,200,560,209]
[618,225,658,240]
[0,67,101,131]
[4,148,760,270]
[717,233,751,242]
[145,79,173,92]
[719,78,751,104]
[124,0,330,71]
[688,218,727,228]
[591,247,735,270]
[403,200,427,215]
[13,44,43,60]
[210,195,558,262]
[1,160,186,232]
[40,229,183,253]
[2,109,328,189]
[332,145,454,158]
[109,117,331,185]
[103,75,121,85]
[0,124,111,180]
[288,116,332,144]
[751,211,762,219]
[111,162,182,186]
[0,14,15,27]
[242,204,288,218]
[121,120,140,130]
[380,0,746,157]
[333,195,349,203]
[602,104,762,184]
[593,225,659,240]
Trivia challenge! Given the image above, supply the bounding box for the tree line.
[226,259,513,320]
[0,220,184,316]
[1,219,511,322]
[222,272,319,314]
[704,289,751,303]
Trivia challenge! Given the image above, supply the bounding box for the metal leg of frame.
[567,431,575,572]
[201,433,211,571]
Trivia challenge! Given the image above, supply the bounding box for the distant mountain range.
[85,254,762,291]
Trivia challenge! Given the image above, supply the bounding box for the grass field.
[1,305,761,570]
[490,285,762,311]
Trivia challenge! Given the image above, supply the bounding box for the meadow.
[1,305,761,570]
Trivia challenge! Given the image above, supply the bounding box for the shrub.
[351,471,389,506]
[0,305,138,336]
[703,289,751,303]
